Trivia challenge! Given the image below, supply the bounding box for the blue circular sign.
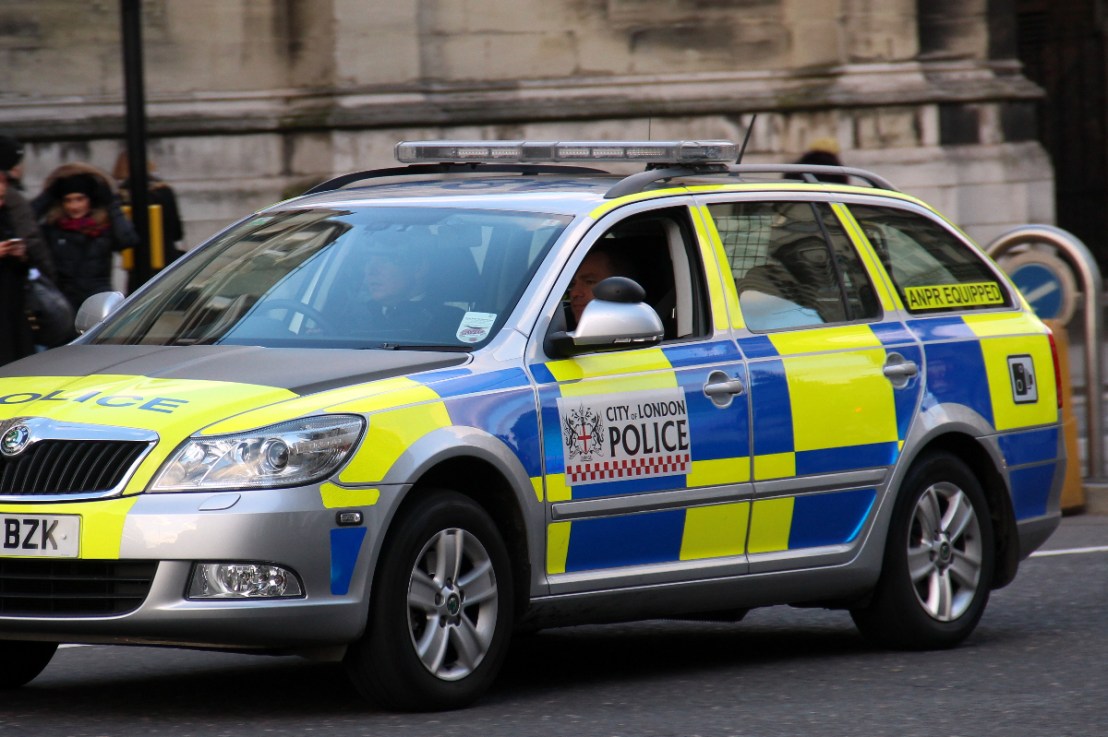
[1009,262,1065,320]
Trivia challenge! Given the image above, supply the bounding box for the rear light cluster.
[1048,330,1063,409]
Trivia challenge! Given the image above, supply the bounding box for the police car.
[0,140,1063,710]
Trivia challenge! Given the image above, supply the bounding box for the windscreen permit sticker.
[456,312,496,343]
[904,282,1005,311]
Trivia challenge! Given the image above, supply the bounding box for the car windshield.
[92,206,570,350]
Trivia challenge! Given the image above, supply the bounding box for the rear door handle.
[883,353,918,386]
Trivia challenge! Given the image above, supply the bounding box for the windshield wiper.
[374,342,471,352]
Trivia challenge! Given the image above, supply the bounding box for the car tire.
[851,451,995,650]
[0,641,58,688]
[344,489,514,711]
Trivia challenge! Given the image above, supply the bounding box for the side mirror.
[547,277,664,357]
[75,291,126,335]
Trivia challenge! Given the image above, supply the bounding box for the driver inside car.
[358,227,462,336]
[566,241,641,326]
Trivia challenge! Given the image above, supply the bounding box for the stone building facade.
[1,0,1052,255]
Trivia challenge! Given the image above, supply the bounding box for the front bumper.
[0,486,379,650]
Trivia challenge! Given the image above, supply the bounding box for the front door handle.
[704,370,745,407]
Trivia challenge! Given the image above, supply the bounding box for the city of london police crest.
[563,404,605,463]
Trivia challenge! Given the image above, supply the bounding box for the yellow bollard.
[120,204,165,271]
[1045,319,1085,513]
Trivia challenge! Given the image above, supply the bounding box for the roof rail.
[603,163,898,199]
[736,164,897,191]
[303,162,608,195]
[301,159,898,200]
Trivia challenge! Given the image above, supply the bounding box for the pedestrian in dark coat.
[0,136,52,279]
[0,135,27,191]
[786,137,848,184]
[35,163,139,313]
[112,150,186,270]
[0,171,39,365]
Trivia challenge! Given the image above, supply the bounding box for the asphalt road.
[1,514,1104,737]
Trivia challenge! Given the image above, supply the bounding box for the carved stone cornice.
[0,59,1043,141]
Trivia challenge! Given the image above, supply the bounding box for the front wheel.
[344,490,514,711]
[851,452,995,650]
[0,641,58,688]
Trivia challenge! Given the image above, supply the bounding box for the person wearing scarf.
[36,165,139,313]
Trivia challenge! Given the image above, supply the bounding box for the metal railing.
[986,225,1105,479]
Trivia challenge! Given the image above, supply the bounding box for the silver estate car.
[0,140,1063,710]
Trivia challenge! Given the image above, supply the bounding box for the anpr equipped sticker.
[557,388,691,485]
[904,282,1005,311]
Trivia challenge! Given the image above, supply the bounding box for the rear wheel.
[0,641,58,688]
[851,452,994,649]
[345,490,514,711]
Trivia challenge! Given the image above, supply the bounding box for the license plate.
[1,515,80,558]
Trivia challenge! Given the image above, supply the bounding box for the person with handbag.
[0,168,58,364]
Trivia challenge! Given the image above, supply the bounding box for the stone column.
[840,0,919,62]
[781,0,846,67]
[333,0,421,85]
[917,0,992,60]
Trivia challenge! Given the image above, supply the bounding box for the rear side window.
[849,205,1011,314]
[709,201,880,331]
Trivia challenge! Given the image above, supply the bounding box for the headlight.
[151,415,365,492]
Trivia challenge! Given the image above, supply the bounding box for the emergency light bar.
[394,140,738,165]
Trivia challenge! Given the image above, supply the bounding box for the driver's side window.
[563,208,708,341]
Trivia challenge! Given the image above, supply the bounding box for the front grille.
[0,559,158,616]
[0,440,148,496]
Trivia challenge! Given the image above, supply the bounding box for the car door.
[700,197,924,573]
[529,203,754,594]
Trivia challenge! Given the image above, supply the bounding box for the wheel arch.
[413,457,533,618]
[902,432,1020,589]
[370,427,542,621]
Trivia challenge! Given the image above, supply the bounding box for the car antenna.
[736,114,757,164]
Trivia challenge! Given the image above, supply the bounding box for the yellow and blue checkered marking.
[1007,464,1058,519]
[426,367,544,482]
[330,527,367,595]
[551,488,876,573]
[535,330,899,574]
[738,322,918,482]
[327,365,540,585]
[532,340,751,501]
[747,488,876,553]
[333,305,1055,580]
[869,322,923,442]
[907,316,994,425]
[906,312,1059,520]
[998,425,1061,519]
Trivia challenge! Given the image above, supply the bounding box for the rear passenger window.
[709,201,880,331]
[849,205,1012,314]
